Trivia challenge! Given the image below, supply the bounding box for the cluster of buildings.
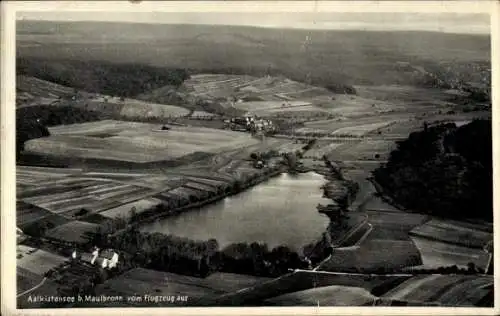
[225,116,276,134]
[72,246,120,270]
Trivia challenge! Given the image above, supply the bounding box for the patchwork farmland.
[179,74,434,119]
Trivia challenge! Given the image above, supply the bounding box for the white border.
[2,1,499,316]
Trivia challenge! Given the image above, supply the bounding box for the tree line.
[87,225,310,278]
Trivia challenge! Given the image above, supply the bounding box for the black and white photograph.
[1,0,497,313]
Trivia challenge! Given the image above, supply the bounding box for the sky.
[14,1,492,35]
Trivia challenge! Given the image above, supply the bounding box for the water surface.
[140,172,331,251]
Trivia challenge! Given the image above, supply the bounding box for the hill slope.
[17,21,490,89]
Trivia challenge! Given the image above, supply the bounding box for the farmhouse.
[87,247,120,269]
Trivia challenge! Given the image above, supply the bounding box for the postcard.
[1,1,498,315]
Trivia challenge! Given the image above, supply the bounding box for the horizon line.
[17,19,491,36]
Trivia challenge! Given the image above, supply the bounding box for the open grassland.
[265,285,377,306]
[381,274,493,306]
[17,245,68,276]
[24,120,260,163]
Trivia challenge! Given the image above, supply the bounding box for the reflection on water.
[140,172,331,251]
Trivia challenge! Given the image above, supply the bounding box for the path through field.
[17,277,47,298]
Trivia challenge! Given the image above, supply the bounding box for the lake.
[140,172,332,251]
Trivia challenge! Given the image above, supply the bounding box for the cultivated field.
[17,278,60,308]
[92,268,271,307]
[24,120,261,163]
[304,142,344,159]
[334,140,397,161]
[196,270,412,306]
[21,179,157,214]
[409,236,490,269]
[330,121,397,137]
[17,245,68,276]
[17,267,44,294]
[16,75,75,107]
[353,85,456,105]
[317,240,423,273]
[381,274,493,306]
[45,220,101,244]
[409,219,492,249]
[99,198,163,220]
[365,211,430,241]
[190,111,218,118]
[265,285,377,306]
[298,114,410,137]
[118,99,190,118]
[234,100,313,112]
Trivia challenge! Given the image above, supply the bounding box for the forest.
[17,57,190,98]
[373,119,492,221]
